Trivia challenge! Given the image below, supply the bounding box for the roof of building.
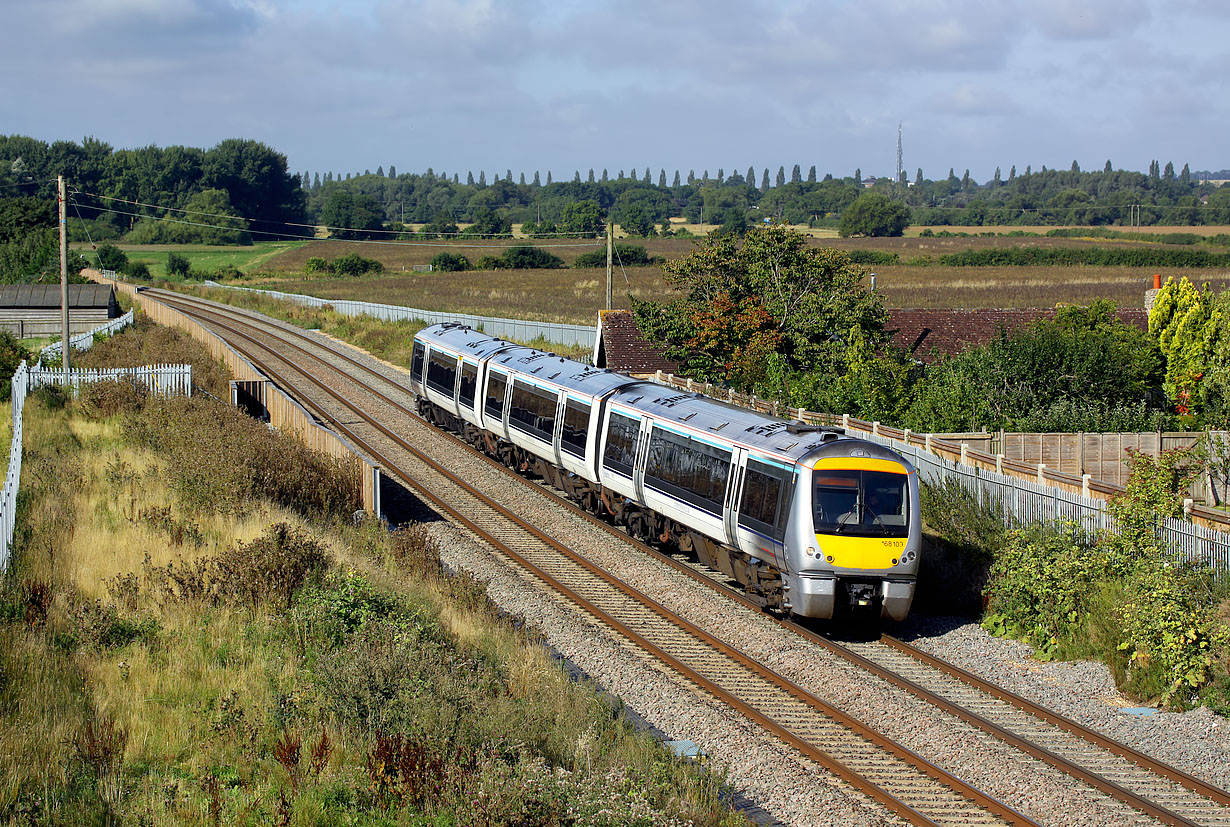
[0,284,116,309]
[596,306,1151,372]
[594,309,681,375]
[888,307,1149,363]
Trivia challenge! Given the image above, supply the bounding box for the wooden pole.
[58,175,70,378]
[605,221,613,310]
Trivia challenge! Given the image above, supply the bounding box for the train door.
[722,447,748,546]
[631,416,653,503]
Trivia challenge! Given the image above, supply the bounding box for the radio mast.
[895,122,904,194]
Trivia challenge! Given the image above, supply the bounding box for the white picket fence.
[0,362,193,572]
[38,309,135,365]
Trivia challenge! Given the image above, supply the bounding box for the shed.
[0,284,119,338]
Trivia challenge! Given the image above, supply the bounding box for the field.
[109,229,1230,324]
[84,241,310,278]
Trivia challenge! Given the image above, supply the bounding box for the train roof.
[419,322,636,397]
[606,384,847,462]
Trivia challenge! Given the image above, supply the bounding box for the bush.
[77,378,148,419]
[475,255,505,270]
[122,260,151,280]
[0,330,30,400]
[501,245,564,269]
[430,252,470,272]
[95,244,128,272]
[166,252,191,278]
[304,256,330,274]
[330,253,383,276]
[572,244,657,268]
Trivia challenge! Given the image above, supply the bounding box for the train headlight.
[806,546,816,557]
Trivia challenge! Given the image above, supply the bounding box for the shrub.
[77,377,149,419]
[430,252,470,272]
[95,243,128,272]
[0,330,30,400]
[304,256,330,274]
[166,252,191,278]
[572,244,657,268]
[330,253,383,276]
[122,260,151,280]
[475,255,505,270]
[501,245,564,269]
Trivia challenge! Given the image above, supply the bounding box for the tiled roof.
[889,308,1149,363]
[0,284,116,309]
[595,309,680,375]
[597,307,1151,372]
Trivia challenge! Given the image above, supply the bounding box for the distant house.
[0,284,119,338]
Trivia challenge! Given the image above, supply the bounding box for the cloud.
[1024,0,1150,40]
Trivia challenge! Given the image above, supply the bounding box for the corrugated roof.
[0,284,115,309]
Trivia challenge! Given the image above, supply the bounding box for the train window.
[644,427,730,516]
[410,342,425,383]
[485,371,508,420]
[426,350,458,396]
[561,398,590,457]
[602,412,639,476]
[813,469,908,538]
[738,459,792,541]
[458,362,478,409]
[509,379,557,442]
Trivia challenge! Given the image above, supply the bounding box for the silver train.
[410,323,921,621]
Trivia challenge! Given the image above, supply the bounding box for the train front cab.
[786,454,920,622]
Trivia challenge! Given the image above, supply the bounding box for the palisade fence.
[0,361,192,573]
[202,282,597,352]
[652,371,1230,574]
[38,309,136,365]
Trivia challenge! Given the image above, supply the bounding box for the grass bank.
[0,325,748,825]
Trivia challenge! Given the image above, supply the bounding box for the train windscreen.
[813,470,908,537]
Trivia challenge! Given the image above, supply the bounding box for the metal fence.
[0,363,28,572]
[203,282,598,350]
[862,429,1230,573]
[38,309,135,365]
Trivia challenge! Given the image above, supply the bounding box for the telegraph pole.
[58,176,70,378]
[605,221,613,310]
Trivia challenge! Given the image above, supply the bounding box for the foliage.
[838,192,910,237]
[165,251,191,278]
[982,446,1230,709]
[330,252,383,276]
[1149,276,1226,422]
[632,224,885,394]
[94,243,128,272]
[902,300,1167,432]
[572,243,657,268]
[462,207,512,238]
[125,189,252,245]
[430,251,471,271]
[940,246,1230,267]
[478,245,565,270]
[559,200,605,237]
[0,196,54,243]
[320,189,385,241]
[0,330,29,401]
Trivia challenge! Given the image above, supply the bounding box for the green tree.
[166,251,191,278]
[620,205,655,238]
[559,200,604,238]
[465,207,511,238]
[1149,276,1224,420]
[838,192,910,237]
[631,224,886,393]
[320,189,384,240]
[430,252,470,272]
[95,243,128,272]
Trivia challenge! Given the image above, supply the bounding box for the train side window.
[410,342,425,383]
[602,412,639,476]
[458,362,478,409]
[738,459,791,542]
[485,371,508,420]
[561,398,590,457]
[509,379,557,442]
[644,427,730,516]
[426,350,458,396]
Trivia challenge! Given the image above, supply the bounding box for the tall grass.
[0,372,748,825]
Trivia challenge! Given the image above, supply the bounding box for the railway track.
[148,288,1230,827]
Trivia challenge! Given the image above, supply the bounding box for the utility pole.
[58,175,70,378]
[605,222,613,310]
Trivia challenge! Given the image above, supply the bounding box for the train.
[409,322,921,621]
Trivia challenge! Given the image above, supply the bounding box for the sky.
[4,0,1229,184]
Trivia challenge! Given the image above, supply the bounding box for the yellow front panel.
[816,533,907,570]
[813,457,910,474]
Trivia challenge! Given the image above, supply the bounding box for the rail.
[201,281,597,350]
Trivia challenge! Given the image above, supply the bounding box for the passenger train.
[409,323,921,621]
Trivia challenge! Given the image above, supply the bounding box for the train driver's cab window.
[813,469,907,537]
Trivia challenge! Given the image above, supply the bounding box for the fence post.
[1082,473,1091,497]
[1184,498,1193,519]
[960,443,968,465]
[925,434,933,454]
[996,453,1004,474]
[872,421,879,436]
[1037,463,1046,484]
[842,413,850,430]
